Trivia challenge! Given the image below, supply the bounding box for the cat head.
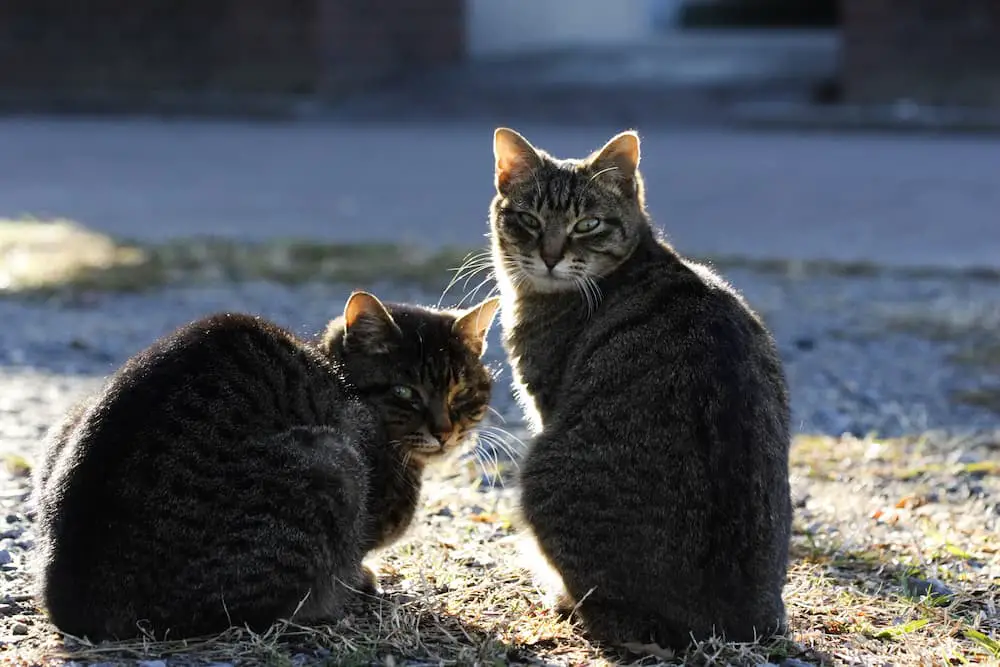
[489,127,648,295]
[323,291,500,464]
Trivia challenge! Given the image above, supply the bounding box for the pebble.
[138,660,167,667]
[779,660,815,667]
[0,550,11,566]
[1,276,999,441]
[0,527,22,540]
[11,621,28,635]
[904,576,955,602]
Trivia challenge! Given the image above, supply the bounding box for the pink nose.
[540,252,561,270]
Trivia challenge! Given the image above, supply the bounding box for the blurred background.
[0,0,998,265]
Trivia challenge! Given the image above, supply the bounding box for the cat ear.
[453,296,501,357]
[343,291,400,354]
[588,130,641,181]
[494,127,541,195]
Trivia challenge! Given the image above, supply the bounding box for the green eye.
[573,218,602,234]
[391,385,416,401]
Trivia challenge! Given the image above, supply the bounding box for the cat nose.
[540,251,562,270]
[539,235,565,270]
[431,412,453,445]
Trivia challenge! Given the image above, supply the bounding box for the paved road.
[1,117,998,268]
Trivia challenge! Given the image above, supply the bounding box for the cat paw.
[554,591,578,618]
[358,564,383,596]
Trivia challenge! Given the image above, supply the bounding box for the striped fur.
[32,293,498,641]
[490,128,792,651]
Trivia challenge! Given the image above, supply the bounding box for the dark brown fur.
[32,293,498,641]
[489,128,792,650]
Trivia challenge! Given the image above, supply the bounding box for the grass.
[866,299,1000,416]
[3,432,999,666]
[4,217,1000,300]
[0,218,476,297]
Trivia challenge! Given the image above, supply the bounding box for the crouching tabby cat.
[489,128,792,651]
[32,291,499,641]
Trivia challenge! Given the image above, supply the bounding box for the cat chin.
[513,273,580,295]
[404,435,470,465]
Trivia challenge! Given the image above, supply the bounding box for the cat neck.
[360,441,425,551]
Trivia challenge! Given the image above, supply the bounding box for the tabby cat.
[32,291,499,641]
[489,127,792,650]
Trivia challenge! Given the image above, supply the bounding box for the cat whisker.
[480,426,528,459]
[476,433,506,489]
[477,428,523,471]
[437,251,495,307]
[456,273,498,308]
[571,272,603,320]
[571,275,592,317]
[585,274,603,318]
[486,405,507,424]
[471,446,493,485]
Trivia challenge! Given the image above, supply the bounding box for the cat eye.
[573,218,603,234]
[391,385,417,402]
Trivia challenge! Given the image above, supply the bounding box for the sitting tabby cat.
[32,291,499,641]
[488,128,792,650]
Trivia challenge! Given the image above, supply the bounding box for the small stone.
[780,660,814,667]
[954,449,981,465]
[904,577,955,602]
[0,550,11,566]
[12,622,28,635]
[138,661,167,667]
[794,337,816,352]
[0,527,24,540]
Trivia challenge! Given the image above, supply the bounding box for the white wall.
[466,0,653,59]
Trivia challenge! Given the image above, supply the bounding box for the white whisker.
[456,273,497,308]
[437,250,496,307]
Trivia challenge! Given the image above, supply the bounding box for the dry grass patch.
[0,217,478,297]
[0,218,147,293]
[790,432,999,664]
[4,432,1000,666]
[6,217,1000,301]
[869,300,1000,417]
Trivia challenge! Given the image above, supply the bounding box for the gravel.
[2,269,999,457]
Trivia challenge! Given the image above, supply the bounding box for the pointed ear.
[453,296,501,357]
[494,127,540,195]
[343,291,400,354]
[588,130,640,181]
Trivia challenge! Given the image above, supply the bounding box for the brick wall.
[0,0,464,109]
[841,0,1000,108]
